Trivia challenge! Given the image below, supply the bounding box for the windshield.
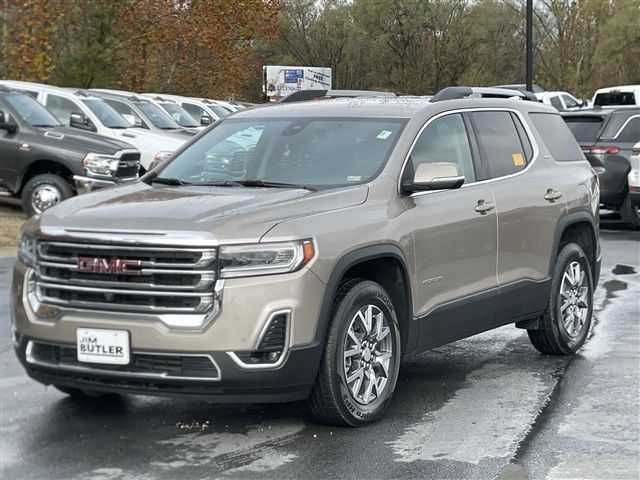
[4,93,62,127]
[157,117,406,188]
[563,117,604,143]
[134,101,181,129]
[82,99,130,128]
[209,104,231,118]
[159,102,200,127]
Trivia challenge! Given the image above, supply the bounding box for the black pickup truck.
[0,87,140,215]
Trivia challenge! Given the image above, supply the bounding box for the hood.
[41,127,135,154]
[39,181,368,244]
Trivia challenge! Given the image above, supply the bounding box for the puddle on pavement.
[612,264,636,275]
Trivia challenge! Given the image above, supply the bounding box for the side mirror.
[200,114,213,126]
[403,162,465,193]
[0,111,18,133]
[69,111,96,131]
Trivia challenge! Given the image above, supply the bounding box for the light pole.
[526,0,533,91]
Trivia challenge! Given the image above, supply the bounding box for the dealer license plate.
[76,328,130,365]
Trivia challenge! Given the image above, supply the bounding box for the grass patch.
[0,204,27,249]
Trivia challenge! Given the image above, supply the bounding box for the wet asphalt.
[0,215,638,480]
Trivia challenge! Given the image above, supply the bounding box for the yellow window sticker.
[512,153,524,166]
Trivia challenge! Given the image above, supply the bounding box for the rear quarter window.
[531,113,585,162]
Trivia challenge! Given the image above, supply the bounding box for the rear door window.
[563,116,605,144]
[470,111,529,178]
[531,113,584,161]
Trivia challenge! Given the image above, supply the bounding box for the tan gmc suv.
[12,87,601,426]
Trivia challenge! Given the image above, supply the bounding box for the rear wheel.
[528,243,593,355]
[21,173,73,215]
[309,279,401,426]
[618,191,640,228]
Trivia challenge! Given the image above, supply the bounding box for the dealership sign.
[263,65,332,99]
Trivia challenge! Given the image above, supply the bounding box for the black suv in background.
[562,108,640,227]
[0,88,140,215]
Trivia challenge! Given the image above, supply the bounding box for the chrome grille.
[35,242,217,316]
[115,153,140,179]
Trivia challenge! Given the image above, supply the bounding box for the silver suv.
[12,87,601,426]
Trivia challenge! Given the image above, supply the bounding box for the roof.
[231,96,554,120]
[593,85,640,93]
[561,107,640,118]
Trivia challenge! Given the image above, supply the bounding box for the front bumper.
[15,336,321,402]
[12,260,327,401]
[73,175,137,194]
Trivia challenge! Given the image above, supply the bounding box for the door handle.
[475,200,495,214]
[544,189,563,202]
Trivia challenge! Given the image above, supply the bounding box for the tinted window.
[160,117,406,188]
[614,117,640,143]
[594,91,636,106]
[471,111,528,178]
[407,114,475,183]
[550,96,563,110]
[530,113,584,162]
[511,113,533,161]
[563,116,604,143]
[45,94,78,124]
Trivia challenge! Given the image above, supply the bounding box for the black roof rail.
[431,86,538,103]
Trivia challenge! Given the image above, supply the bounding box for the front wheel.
[528,242,594,355]
[308,279,401,426]
[21,173,73,215]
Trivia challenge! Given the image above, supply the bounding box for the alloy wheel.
[559,261,590,338]
[342,304,394,405]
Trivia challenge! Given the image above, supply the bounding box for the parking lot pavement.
[0,220,638,480]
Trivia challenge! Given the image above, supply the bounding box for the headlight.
[219,240,315,278]
[18,233,37,267]
[82,153,119,177]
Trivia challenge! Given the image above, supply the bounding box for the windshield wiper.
[236,179,317,191]
[151,177,190,186]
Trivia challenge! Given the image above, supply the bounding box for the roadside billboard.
[263,66,332,101]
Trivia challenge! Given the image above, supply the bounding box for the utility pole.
[526,0,533,91]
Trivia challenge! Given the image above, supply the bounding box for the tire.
[309,279,401,426]
[54,385,118,399]
[21,173,74,216]
[528,243,594,355]
[618,191,640,228]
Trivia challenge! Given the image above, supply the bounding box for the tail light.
[581,145,620,155]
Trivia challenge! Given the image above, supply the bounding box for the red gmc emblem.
[77,256,142,275]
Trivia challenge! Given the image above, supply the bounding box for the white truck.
[0,81,185,171]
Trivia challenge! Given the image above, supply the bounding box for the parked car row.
[0,79,248,214]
